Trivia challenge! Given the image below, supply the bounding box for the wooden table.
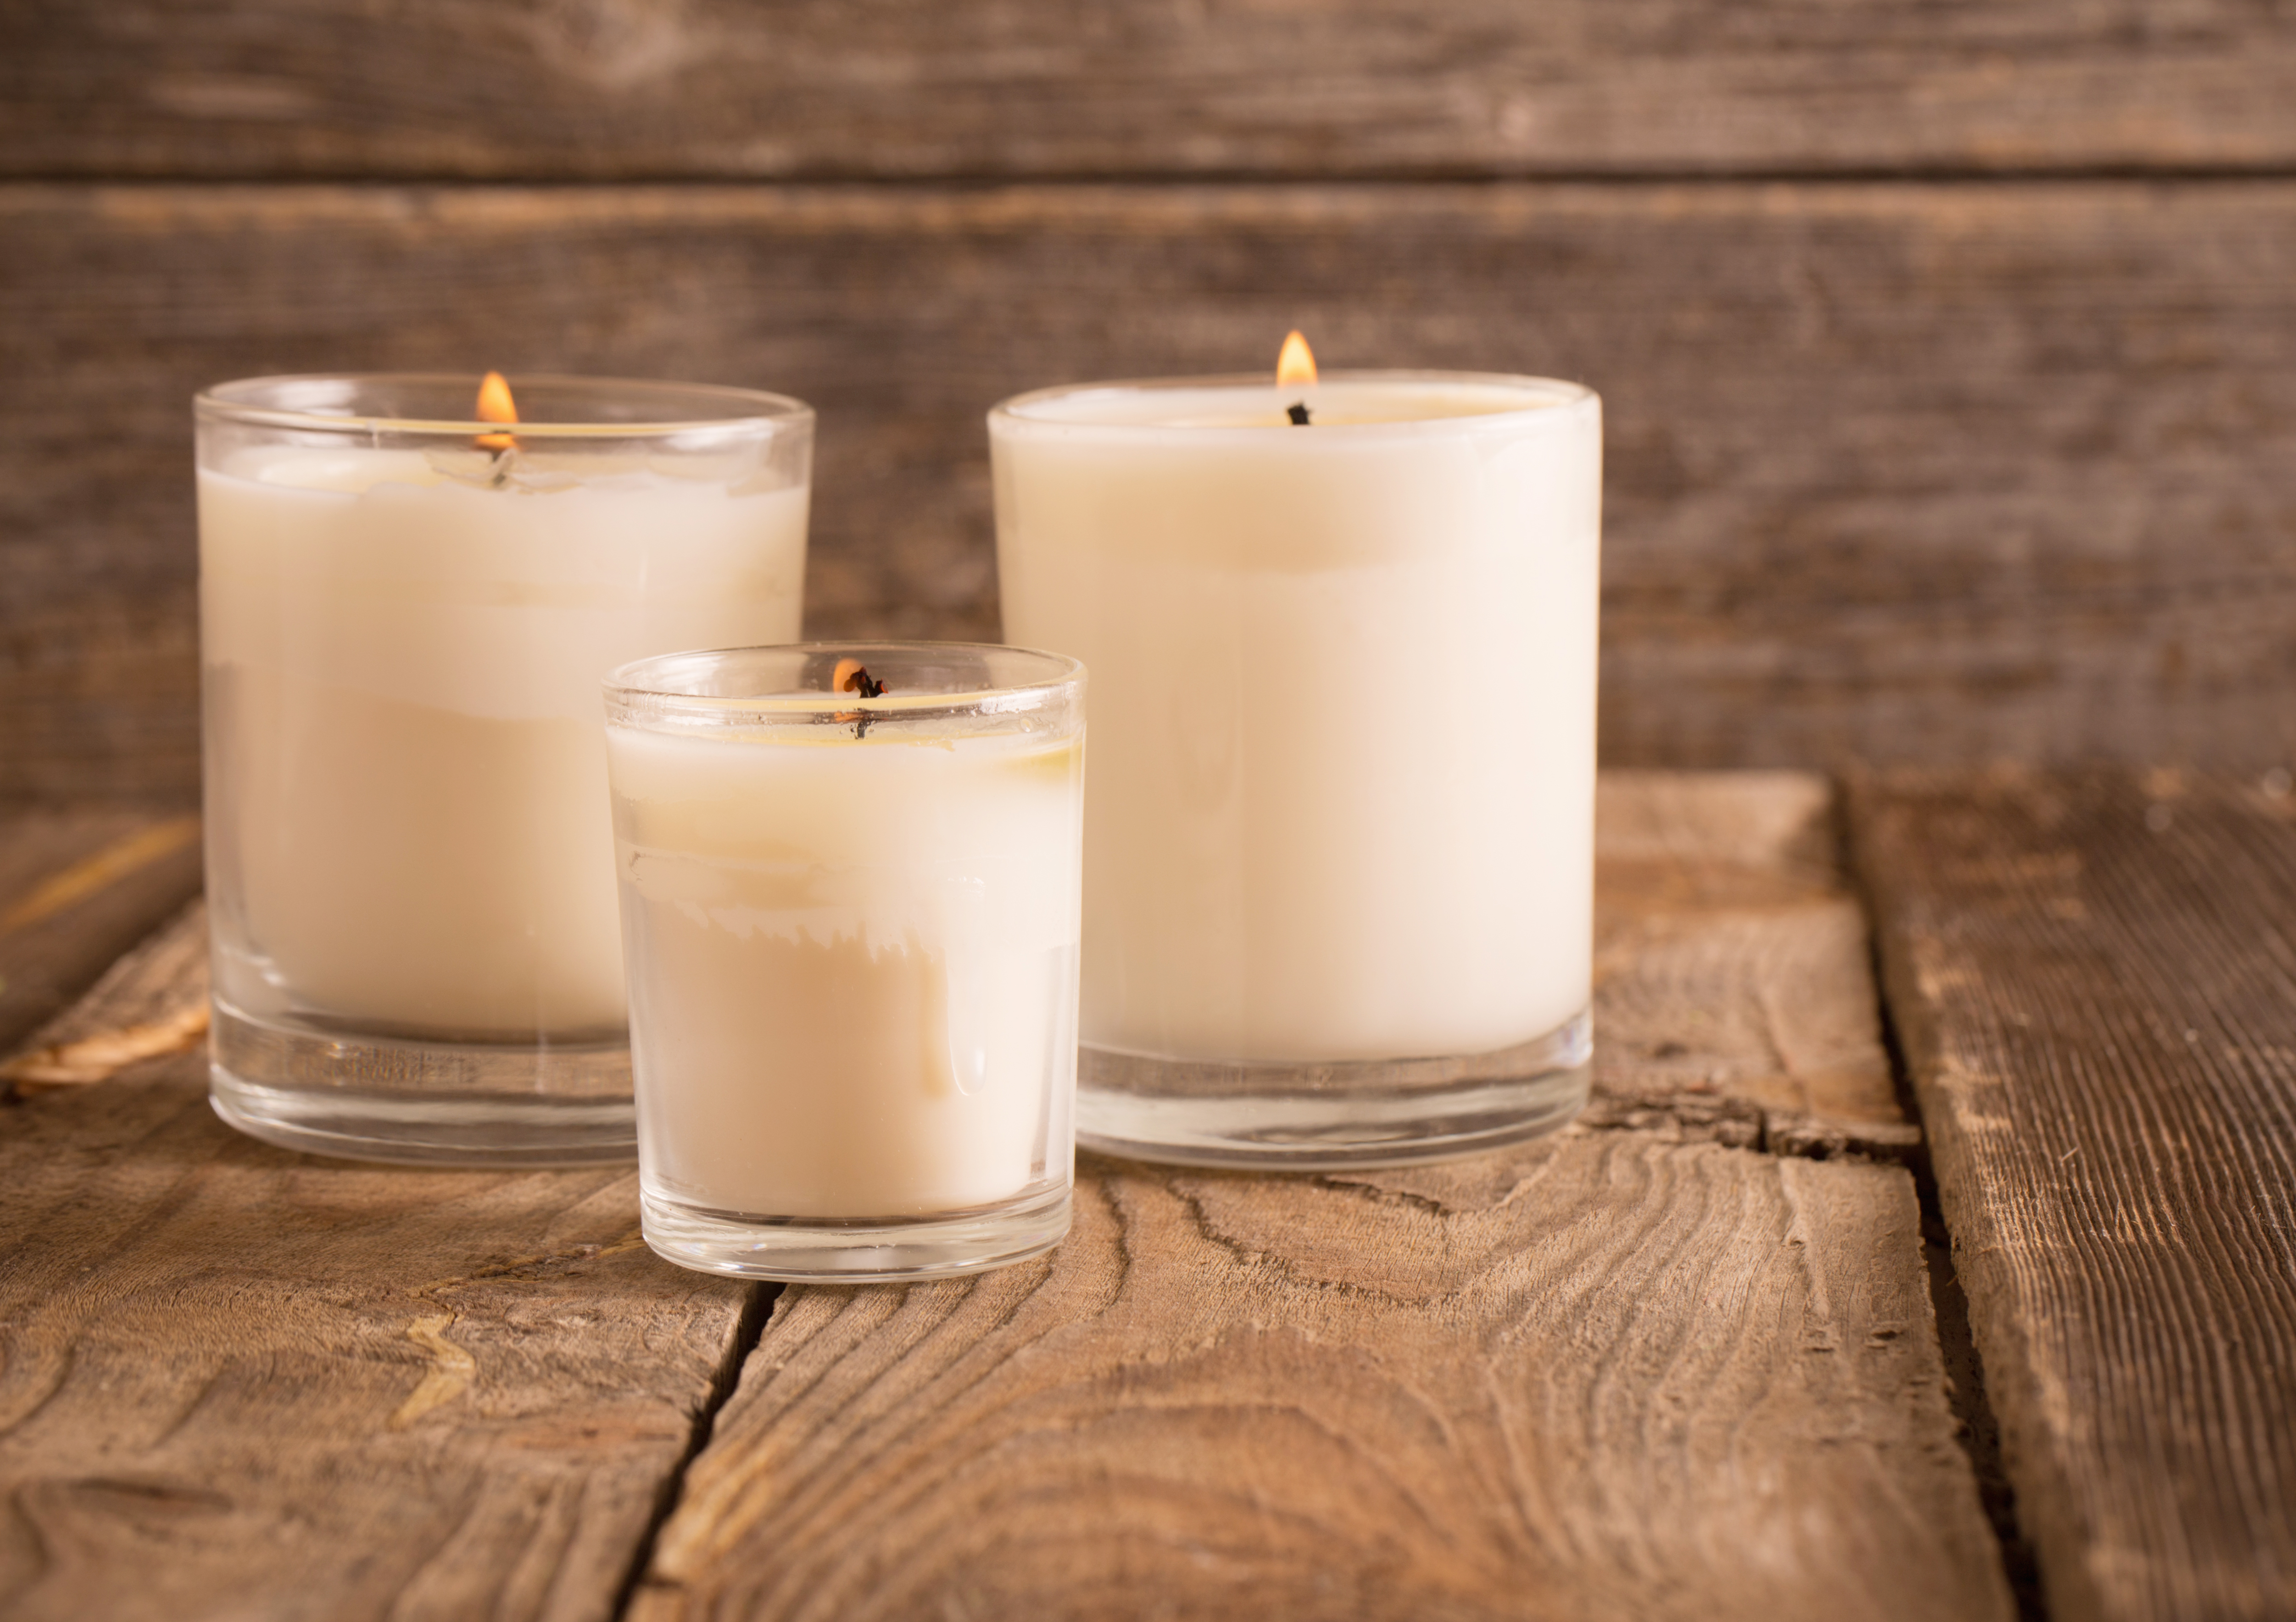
[2,769,2290,1622]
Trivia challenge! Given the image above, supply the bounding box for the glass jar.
[605,642,1086,1279]
[198,373,813,1164]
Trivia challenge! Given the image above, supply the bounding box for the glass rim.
[988,368,1596,439]
[195,372,813,440]
[605,641,1087,729]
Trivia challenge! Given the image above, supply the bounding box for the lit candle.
[990,338,1599,1165]
[197,373,812,1163]
[605,644,1086,1279]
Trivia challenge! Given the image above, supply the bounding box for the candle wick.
[1287,402,1312,426]
[831,659,888,738]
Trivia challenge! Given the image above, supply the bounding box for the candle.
[990,345,1599,1165]
[197,374,812,1164]
[605,644,1086,1280]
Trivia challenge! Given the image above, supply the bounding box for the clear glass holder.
[608,642,1087,1282]
[1076,1008,1591,1170]
[195,372,813,1168]
[640,1183,1073,1282]
[208,999,636,1166]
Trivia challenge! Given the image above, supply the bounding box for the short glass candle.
[197,374,813,1165]
[991,371,1599,1167]
[604,643,1087,1281]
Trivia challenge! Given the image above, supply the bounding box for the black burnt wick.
[1287,401,1313,426]
[832,660,887,738]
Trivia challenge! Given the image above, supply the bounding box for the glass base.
[1076,1007,1592,1170]
[641,1181,1072,1282]
[208,999,636,1166]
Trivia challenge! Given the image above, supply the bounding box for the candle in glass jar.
[605,645,1086,1280]
[991,366,1599,1075]
[200,379,809,1044]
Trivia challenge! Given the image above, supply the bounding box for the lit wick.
[475,370,518,485]
[832,657,887,738]
[1276,329,1318,427]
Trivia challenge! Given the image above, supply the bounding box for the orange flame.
[475,371,518,451]
[1276,330,1317,387]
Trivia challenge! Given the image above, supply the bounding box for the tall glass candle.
[197,374,812,1164]
[605,644,1086,1280]
[991,368,1598,1166]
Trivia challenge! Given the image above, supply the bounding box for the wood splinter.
[1,1003,210,1093]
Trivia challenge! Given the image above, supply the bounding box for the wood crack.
[613,1281,777,1620]
[1847,791,2045,1622]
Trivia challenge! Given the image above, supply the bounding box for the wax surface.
[993,377,1599,1064]
[201,447,808,1037]
[609,723,1084,1219]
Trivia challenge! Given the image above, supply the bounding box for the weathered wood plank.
[634,1142,2008,1621]
[4,0,2293,180]
[0,913,756,1622]
[1849,767,2296,1622]
[0,604,202,809]
[0,806,203,1053]
[6,181,2295,799]
[1591,770,1916,1158]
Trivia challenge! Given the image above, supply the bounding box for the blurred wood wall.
[4,1,2294,803]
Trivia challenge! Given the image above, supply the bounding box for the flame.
[1276,330,1317,387]
[475,371,518,451]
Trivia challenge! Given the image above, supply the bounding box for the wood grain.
[0,909,757,1622]
[1591,771,1916,1158]
[1850,767,2296,1622]
[4,0,2293,180]
[0,773,1984,1616]
[0,806,204,1053]
[634,1141,2009,1622]
[7,181,2296,800]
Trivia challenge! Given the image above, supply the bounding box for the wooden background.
[5,1,2295,803]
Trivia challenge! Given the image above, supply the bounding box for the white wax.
[608,723,1084,1219]
[201,446,808,1036]
[992,375,1599,1064]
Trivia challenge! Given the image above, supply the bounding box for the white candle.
[201,425,807,1041]
[991,371,1599,1073]
[605,646,1086,1276]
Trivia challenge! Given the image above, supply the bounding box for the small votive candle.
[604,643,1087,1280]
